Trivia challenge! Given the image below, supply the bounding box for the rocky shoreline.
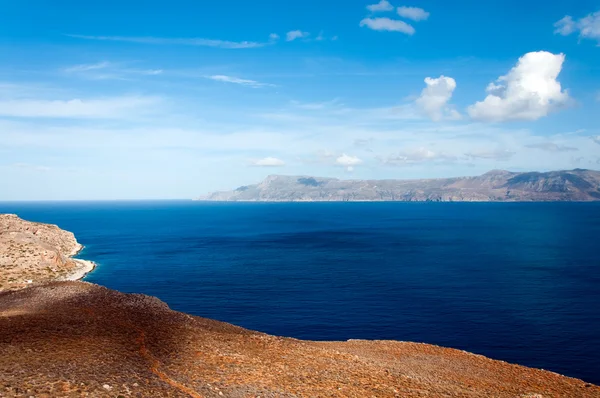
[0,214,97,290]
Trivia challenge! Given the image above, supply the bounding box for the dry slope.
[0,214,91,291]
[0,282,598,398]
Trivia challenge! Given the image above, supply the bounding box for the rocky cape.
[0,214,94,291]
[0,215,599,397]
[199,169,600,202]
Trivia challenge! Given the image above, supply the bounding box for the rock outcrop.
[0,214,92,291]
[1,281,598,397]
[199,169,600,202]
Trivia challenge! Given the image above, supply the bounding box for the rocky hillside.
[1,281,598,397]
[0,214,93,291]
[199,169,600,202]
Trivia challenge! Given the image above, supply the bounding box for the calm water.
[1,201,599,384]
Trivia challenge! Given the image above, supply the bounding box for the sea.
[1,201,599,384]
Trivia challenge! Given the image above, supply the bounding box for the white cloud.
[383,147,456,166]
[251,157,285,167]
[467,51,570,122]
[64,61,111,73]
[63,61,163,80]
[592,136,600,145]
[142,69,163,75]
[360,17,415,34]
[286,30,310,41]
[465,149,515,161]
[269,33,280,41]
[67,34,268,49]
[336,153,362,171]
[206,75,274,88]
[367,0,394,12]
[397,6,430,21]
[415,75,460,121]
[0,96,159,119]
[554,11,600,43]
[525,142,578,152]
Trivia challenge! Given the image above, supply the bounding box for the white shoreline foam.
[63,259,97,281]
[62,243,97,282]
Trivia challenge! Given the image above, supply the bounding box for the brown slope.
[0,282,598,398]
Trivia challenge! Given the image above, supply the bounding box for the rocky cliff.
[199,169,600,202]
[0,214,93,291]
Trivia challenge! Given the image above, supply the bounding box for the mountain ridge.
[199,169,600,202]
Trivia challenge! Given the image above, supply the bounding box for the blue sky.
[1,0,600,200]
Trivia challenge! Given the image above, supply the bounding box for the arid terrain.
[0,214,94,291]
[199,169,600,202]
[1,281,599,398]
[0,214,599,397]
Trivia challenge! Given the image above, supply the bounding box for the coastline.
[64,243,97,282]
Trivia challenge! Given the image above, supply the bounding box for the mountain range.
[199,169,600,202]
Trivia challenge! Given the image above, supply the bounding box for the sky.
[1,0,600,200]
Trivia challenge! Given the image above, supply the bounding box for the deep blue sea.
[1,201,599,384]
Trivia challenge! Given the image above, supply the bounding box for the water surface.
[2,201,599,384]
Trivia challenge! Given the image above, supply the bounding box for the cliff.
[0,214,93,291]
[199,169,600,202]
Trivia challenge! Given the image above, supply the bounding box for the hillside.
[1,281,598,397]
[199,169,600,202]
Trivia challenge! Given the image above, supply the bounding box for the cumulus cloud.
[251,157,285,167]
[367,0,394,12]
[464,149,515,161]
[592,136,600,145]
[467,51,570,122]
[67,34,268,49]
[205,75,274,88]
[525,142,578,152]
[336,153,362,171]
[269,33,280,41]
[286,30,310,41]
[554,11,600,43]
[383,147,456,166]
[415,75,460,121]
[359,17,415,34]
[397,6,430,21]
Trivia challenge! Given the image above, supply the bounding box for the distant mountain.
[198,169,600,202]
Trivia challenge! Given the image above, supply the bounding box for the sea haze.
[1,201,599,384]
